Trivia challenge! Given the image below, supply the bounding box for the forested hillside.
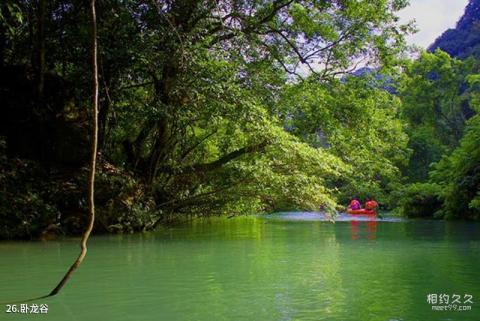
[394,0,480,220]
[429,0,480,58]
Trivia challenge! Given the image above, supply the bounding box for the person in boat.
[364,197,379,211]
[348,197,362,211]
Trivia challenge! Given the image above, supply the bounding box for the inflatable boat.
[347,209,376,215]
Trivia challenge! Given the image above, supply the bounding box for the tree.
[428,75,480,219]
[398,50,478,181]
[0,0,412,235]
[104,0,411,216]
[277,74,409,206]
[394,70,480,219]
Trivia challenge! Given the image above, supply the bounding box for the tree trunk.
[47,0,98,297]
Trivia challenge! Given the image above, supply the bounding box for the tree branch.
[160,140,269,174]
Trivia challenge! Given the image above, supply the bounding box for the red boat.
[347,209,376,215]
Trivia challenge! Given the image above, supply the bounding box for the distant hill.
[429,0,480,58]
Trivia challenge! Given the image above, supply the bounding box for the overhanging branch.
[159,140,269,174]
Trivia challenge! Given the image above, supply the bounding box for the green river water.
[1,213,480,321]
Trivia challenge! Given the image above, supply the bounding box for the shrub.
[394,183,443,218]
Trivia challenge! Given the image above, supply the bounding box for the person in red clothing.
[365,197,378,211]
[348,197,362,211]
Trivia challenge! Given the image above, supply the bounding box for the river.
[1,213,480,320]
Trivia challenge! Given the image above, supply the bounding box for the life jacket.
[365,200,378,210]
[349,200,361,210]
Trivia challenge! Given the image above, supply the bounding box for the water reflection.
[350,217,377,240]
[350,218,377,240]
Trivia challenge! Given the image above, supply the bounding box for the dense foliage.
[429,79,480,220]
[0,0,415,238]
[395,51,480,219]
[398,50,479,181]
[3,0,480,238]
[392,0,480,219]
[278,75,409,205]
